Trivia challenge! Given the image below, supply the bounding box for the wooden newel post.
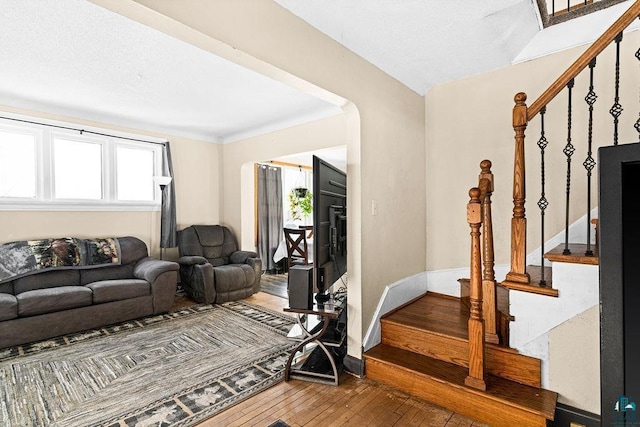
[465,187,487,391]
[506,92,531,285]
[479,160,499,345]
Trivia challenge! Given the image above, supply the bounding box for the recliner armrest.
[134,257,179,284]
[178,255,209,266]
[230,251,258,265]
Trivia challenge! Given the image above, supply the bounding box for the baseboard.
[343,355,364,377]
[552,403,600,427]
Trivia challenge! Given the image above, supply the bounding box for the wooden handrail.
[465,187,487,391]
[528,0,640,120]
[507,1,639,286]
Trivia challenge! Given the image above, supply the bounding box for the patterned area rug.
[0,301,296,427]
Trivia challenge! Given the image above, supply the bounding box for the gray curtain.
[257,164,283,272]
[160,141,177,248]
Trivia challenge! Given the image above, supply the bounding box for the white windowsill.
[0,201,161,212]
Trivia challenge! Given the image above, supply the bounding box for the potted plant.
[288,188,313,221]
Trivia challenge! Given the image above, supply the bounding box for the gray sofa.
[0,236,179,349]
[178,225,261,303]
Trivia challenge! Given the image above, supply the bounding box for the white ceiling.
[0,0,543,146]
[274,0,540,94]
[0,0,342,144]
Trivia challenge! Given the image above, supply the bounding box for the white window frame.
[0,117,164,211]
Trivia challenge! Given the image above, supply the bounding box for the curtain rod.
[261,160,312,170]
[0,115,167,146]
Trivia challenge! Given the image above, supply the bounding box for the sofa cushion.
[0,281,13,295]
[0,293,18,321]
[80,264,135,285]
[13,270,80,294]
[87,279,150,304]
[17,286,92,317]
[214,264,255,293]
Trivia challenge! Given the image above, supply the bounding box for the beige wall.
[549,305,600,413]
[99,0,427,359]
[0,105,222,260]
[425,29,639,271]
[222,113,347,247]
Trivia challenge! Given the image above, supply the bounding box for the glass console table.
[283,297,346,386]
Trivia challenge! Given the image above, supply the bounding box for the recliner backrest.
[178,225,238,267]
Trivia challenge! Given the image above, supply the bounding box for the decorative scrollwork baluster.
[563,79,575,255]
[537,107,549,286]
[584,58,597,257]
[609,32,623,145]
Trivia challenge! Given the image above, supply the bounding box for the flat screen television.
[312,155,347,304]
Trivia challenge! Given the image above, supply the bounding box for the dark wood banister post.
[479,160,499,344]
[505,93,531,284]
[465,187,487,391]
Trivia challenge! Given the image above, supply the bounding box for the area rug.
[0,301,296,427]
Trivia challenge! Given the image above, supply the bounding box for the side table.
[283,299,346,385]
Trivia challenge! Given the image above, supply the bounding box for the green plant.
[288,188,313,220]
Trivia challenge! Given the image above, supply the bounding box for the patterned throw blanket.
[0,237,120,283]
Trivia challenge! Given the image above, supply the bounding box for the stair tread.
[382,292,468,339]
[544,243,598,265]
[365,343,557,420]
[501,265,559,297]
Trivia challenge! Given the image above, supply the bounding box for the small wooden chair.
[283,227,311,269]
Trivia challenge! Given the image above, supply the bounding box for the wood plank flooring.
[171,291,486,426]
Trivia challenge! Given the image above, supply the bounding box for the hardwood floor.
[173,291,486,426]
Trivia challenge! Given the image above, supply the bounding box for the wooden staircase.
[364,292,557,427]
[362,2,638,424]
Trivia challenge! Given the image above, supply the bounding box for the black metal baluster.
[584,58,597,257]
[563,79,575,255]
[567,0,570,13]
[552,0,556,16]
[538,107,549,286]
[610,32,624,145]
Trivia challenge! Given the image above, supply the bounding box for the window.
[53,136,103,200]
[0,129,37,199]
[116,146,155,202]
[282,166,313,226]
[0,117,163,210]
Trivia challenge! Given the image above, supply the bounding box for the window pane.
[0,130,36,198]
[117,146,154,201]
[54,138,102,200]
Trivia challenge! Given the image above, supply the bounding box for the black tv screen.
[312,155,346,303]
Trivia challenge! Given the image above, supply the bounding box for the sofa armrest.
[134,257,179,314]
[230,250,258,265]
[179,262,215,304]
[178,255,208,266]
[229,252,262,295]
[134,257,179,284]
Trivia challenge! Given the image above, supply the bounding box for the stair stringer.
[362,271,428,352]
[509,262,599,354]
[508,260,599,417]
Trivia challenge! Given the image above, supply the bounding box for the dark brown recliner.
[177,225,261,303]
